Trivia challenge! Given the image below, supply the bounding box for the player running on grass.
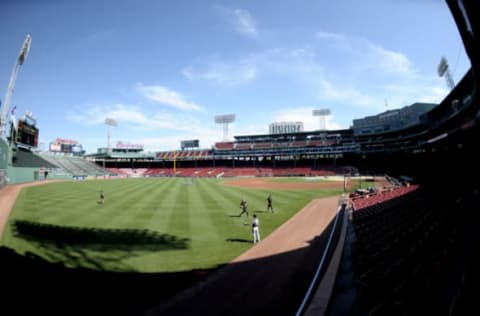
[239,198,249,223]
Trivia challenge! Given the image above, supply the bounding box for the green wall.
[0,138,10,169]
[6,166,38,184]
[6,166,73,184]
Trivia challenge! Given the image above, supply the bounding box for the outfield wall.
[6,166,38,183]
[0,139,9,189]
[5,166,72,184]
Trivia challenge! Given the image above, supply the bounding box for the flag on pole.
[10,105,18,131]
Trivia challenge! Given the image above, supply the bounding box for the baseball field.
[1,177,345,273]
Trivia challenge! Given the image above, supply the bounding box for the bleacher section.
[13,148,57,168]
[155,150,213,160]
[106,166,339,178]
[39,154,108,176]
[352,185,419,211]
[347,187,475,315]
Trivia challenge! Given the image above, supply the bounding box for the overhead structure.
[214,114,235,141]
[105,117,117,153]
[0,34,32,139]
[312,109,331,131]
[437,56,455,91]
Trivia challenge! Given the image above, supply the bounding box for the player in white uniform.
[252,214,260,243]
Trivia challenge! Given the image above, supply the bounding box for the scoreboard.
[16,119,39,147]
[181,139,199,149]
[49,138,84,155]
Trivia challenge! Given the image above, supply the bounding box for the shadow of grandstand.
[12,220,190,271]
[1,210,341,316]
[0,246,211,316]
[13,220,189,250]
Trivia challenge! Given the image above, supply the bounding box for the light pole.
[105,118,117,153]
[438,56,455,91]
[214,114,236,141]
[0,34,32,139]
[312,109,331,131]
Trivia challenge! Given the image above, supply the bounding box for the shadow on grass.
[2,207,345,316]
[13,220,190,251]
[0,246,215,316]
[253,210,268,214]
[225,238,251,243]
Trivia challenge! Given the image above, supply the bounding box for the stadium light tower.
[214,114,235,141]
[312,109,331,131]
[105,118,117,153]
[438,56,455,91]
[0,34,32,139]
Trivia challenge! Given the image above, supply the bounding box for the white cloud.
[215,6,258,38]
[136,84,205,112]
[381,81,449,107]
[67,104,201,131]
[183,46,321,86]
[311,30,449,110]
[132,121,235,151]
[273,107,343,131]
[366,42,415,75]
[316,30,415,76]
[316,31,345,41]
[183,59,257,85]
[318,79,382,109]
[232,9,258,38]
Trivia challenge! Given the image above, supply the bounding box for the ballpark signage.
[55,138,78,145]
[181,139,199,148]
[116,141,144,149]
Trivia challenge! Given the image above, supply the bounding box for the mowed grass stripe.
[90,179,167,229]
[192,179,235,241]
[85,182,172,229]
[120,179,175,230]
[41,180,155,226]
[164,180,191,236]
[3,178,342,273]
[18,180,151,224]
[144,178,186,232]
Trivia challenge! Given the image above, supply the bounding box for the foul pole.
[0,34,32,139]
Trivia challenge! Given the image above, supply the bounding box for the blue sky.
[0,0,470,153]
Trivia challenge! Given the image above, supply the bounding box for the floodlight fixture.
[214,114,236,140]
[312,109,331,131]
[437,56,455,91]
[214,114,235,124]
[105,117,117,127]
[105,117,118,152]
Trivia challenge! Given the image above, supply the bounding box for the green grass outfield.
[1,178,342,273]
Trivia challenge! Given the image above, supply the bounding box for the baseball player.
[267,194,274,213]
[239,198,249,222]
[99,190,105,204]
[252,214,260,243]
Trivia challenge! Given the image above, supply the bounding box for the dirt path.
[0,181,62,239]
[148,195,340,316]
[225,177,345,190]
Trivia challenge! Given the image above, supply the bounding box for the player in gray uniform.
[239,198,249,218]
